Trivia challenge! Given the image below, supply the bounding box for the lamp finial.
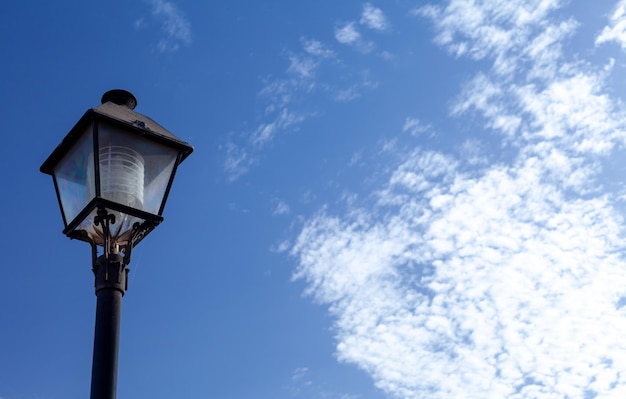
[101,89,137,110]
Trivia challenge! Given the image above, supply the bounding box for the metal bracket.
[93,253,128,295]
[126,220,155,264]
[90,207,155,269]
[94,207,116,260]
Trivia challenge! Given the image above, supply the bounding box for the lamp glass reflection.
[54,125,95,225]
[98,123,179,215]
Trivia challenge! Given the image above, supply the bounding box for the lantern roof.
[40,90,193,175]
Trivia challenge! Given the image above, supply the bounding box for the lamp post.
[40,90,193,399]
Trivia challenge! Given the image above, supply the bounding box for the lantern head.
[41,90,193,258]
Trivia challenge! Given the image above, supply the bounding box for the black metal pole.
[90,254,128,399]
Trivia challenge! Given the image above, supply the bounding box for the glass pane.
[98,123,178,215]
[54,126,95,225]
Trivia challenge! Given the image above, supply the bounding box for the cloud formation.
[223,33,378,180]
[402,117,431,136]
[222,43,319,181]
[335,4,390,53]
[335,22,362,45]
[286,366,361,399]
[416,0,567,76]
[222,5,394,181]
[596,0,626,49]
[327,4,391,79]
[360,4,389,31]
[138,0,191,53]
[291,1,626,398]
[273,199,291,216]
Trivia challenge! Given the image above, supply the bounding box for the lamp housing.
[41,90,193,255]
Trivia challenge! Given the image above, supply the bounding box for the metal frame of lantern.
[40,90,193,267]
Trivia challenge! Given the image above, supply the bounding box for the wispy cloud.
[402,117,431,136]
[335,22,362,45]
[287,53,319,80]
[291,1,626,398]
[334,4,392,54]
[291,367,311,385]
[223,42,320,180]
[335,22,374,53]
[596,0,626,49]
[360,4,389,31]
[415,0,565,75]
[273,199,291,216]
[223,33,377,180]
[137,0,191,53]
[251,109,307,147]
[303,39,336,58]
[459,138,489,166]
[221,4,398,180]
[285,366,361,399]
[222,141,254,182]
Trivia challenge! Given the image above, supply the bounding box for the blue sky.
[3,1,626,398]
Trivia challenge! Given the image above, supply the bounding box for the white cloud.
[523,19,578,80]
[223,30,377,179]
[286,366,362,399]
[303,38,336,58]
[273,200,291,216]
[515,73,623,155]
[251,109,307,146]
[292,367,311,384]
[293,150,626,399]
[333,86,361,102]
[451,73,522,139]
[360,4,389,31]
[273,240,291,253]
[402,117,431,136]
[287,54,319,79]
[291,1,626,398]
[459,138,488,166]
[144,0,191,53]
[330,71,377,103]
[597,0,626,49]
[222,40,323,180]
[335,22,362,45]
[335,21,375,53]
[223,141,254,182]
[416,0,563,75]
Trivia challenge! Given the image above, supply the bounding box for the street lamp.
[40,89,193,399]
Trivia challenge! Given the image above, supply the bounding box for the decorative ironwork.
[94,207,116,260]
[123,221,151,266]
[91,207,154,267]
